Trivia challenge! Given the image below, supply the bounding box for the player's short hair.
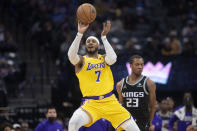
[129,55,143,64]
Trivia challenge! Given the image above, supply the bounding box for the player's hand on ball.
[78,21,89,34]
[101,20,111,36]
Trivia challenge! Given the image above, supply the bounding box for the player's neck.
[129,74,142,82]
[87,53,98,59]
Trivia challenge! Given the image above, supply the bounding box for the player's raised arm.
[67,22,89,65]
[101,20,117,65]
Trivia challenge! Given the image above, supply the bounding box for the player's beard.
[86,47,98,55]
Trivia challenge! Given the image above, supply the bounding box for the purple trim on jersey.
[83,91,113,100]
[115,114,131,129]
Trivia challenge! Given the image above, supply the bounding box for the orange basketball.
[77,3,96,24]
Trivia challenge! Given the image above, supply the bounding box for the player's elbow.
[67,49,72,58]
[105,55,117,65]
[67,51,73,63]
[68,56,76,65]
[67,51,80,65]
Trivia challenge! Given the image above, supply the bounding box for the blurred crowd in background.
[0,0,197,130]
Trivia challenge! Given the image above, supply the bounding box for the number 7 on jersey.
[95,70,101,83]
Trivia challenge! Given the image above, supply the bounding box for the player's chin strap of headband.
[86,36,100,45]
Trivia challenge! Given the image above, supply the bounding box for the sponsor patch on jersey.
[122,85,127,89]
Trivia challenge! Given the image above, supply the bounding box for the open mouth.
[88,46,94,49]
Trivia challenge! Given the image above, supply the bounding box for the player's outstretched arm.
[147,78,156,129]
[68,22,89,65]
[101,20,117,65]
[116,80,124,104]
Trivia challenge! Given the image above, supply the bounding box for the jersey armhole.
[143,77,149,95]
[102,54,110,66]
[145,81,149,93]
[120,78,125,92]
[76,56,86,74]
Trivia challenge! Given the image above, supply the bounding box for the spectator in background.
[0,23,5,45]
[155,101,160,113]
[0,31,17,54]
[110,37,123,54]
[13,123,21,131]
[4,32,17,53]
[152,112,162,131]
[0,78,7,107]
[161,31,182,56]
[21,122,30,131]
[124,37,141,55]
[110,12,124,32]
[167,97,175,113]
[35,106,63,131]
[157,99,173,131]
[168,30,182,55]
[0,107,11,124]
[50,6,65,25]
[143,37,160,58]
[182,35,196,56]
[3,63,19,98]
[0,122,12,131]
[166,97,177,130]
[168,92,197,131]
[187,125,197,131]
[136,0,144,16]
[182,20,195,37]
[152,101,162,131]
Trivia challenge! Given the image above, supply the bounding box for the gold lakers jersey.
[76,54,114,97]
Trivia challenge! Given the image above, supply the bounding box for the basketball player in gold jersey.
[67,20,140,131]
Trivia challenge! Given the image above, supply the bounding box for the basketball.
[77,3,97,24]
